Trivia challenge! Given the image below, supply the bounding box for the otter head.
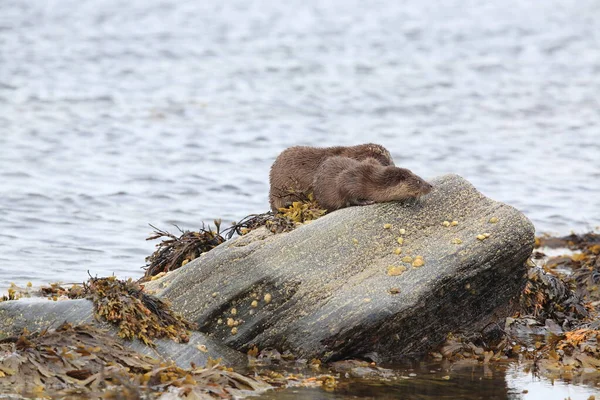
[382,167,433,200]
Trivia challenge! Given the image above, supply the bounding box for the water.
[257,362,600,399]
[1,0,599,396]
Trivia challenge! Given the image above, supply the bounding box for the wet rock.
[151,174,535,362]
[0,298,247,368]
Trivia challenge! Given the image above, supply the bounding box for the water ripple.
[0,0,599,289]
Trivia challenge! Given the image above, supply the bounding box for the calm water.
[257,362,600,400]
[1,0,600,397]
[2,0,599,288]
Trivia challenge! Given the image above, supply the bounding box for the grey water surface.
[2,0,600,289]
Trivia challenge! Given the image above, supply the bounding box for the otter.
[312,156,433,211]
[269,144,394,212]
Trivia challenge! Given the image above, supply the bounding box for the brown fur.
[269,144,394,212]
[312,156,433,211]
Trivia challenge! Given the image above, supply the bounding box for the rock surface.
[0,298,247,368]
[149,174,534,362]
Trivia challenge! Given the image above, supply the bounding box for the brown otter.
[269,144,394,212]
[312,156,433,211]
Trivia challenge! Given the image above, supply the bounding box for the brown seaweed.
[0,323,270,399]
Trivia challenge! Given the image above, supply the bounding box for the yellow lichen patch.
[401,256,413,263]
[393,248,402,255]
[196,344,208,353]
[231,327,238,335]
[227,318,235,327]
[399,229,406,235]
[451,238,462,244]
[477,234,486,241]
[383,223,392,229]
[387,266,407,276]
[397,237,404,245]
[451,220,458,226]
[442,221,451,227]
[352,238,359,245]
[489,217,499,224]
[483,233,491,238]
[251,300,258,308]
[412,258,424,268]
[264,293,272,304]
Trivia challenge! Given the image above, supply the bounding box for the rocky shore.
[3,174,599,398]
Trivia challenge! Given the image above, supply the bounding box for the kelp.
[0,322,270,399]
[143,222,226,279]
[0,282,29,302]
[143,197,326,279]
[519,266,589,325]
[434,232,600,383]
[84,276,193,346]
[5,277,193,346]
[275,193,326,224]
[227,194,326,237]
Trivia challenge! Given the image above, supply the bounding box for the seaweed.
[434,232,600,383]
[143,222,226,279]
[143,197,326,279]
[84,276,193,346]
[0,323,270,399]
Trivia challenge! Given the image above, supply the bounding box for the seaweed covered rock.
[0,292,246,369]
[0,322,269,398]
[151,174,535,362]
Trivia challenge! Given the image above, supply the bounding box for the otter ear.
[383,168,407,183]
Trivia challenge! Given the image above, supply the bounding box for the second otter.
[269,143,394,212]
[312,156,433,211]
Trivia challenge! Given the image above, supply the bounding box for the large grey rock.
[152,174,534,362]
[0,298,247,368]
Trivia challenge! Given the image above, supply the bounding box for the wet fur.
[269,144,394,212]
[312,156,433,211]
